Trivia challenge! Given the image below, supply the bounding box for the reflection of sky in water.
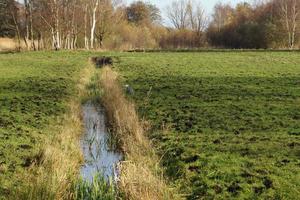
[81,102,122,183]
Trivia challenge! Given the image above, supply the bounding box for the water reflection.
[81,102,122,183]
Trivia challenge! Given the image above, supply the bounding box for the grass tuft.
[74,174,116,200]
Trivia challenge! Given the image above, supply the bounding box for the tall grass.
[0,37,26,51]
[74,174,116,200]
[99,67,181,200]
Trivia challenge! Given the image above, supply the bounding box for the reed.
[0,37,26,51]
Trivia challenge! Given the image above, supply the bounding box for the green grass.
[114,52,300,199]
[0,51,93,198]
[1,51,299,199]
[74,174,116,200]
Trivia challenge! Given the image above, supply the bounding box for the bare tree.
[62,0,81,50]
[1,0,22,50]
[29,0,35,50]
[47,0,61,50]
[95,0,112,48]
[186,1,207,35]
[95,0,124,48]
[211,3,234,32]
[24,0,30,49]
[167,0,189,29]
[278,0,299,49]
[84,4,89,49]
[90,0,99,49]
[11,11,21,51]
[167,0,207,32]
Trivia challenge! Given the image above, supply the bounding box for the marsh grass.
[0,37,27,52]
[74,174,116,200]
[82,73,103,103]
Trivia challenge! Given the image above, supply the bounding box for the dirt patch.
[91,56,113,68]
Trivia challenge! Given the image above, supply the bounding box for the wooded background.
[0,0,299,50]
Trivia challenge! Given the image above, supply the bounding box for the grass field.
[0,51,299,199]
[0,51,175,200]
[114,52,300,199]
[0,51,94,198]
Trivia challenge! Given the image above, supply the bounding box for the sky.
[125,0,249,24]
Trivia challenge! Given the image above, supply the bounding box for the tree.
[90,0,99,49]
[147,3,162,24]
[167,0,207,32]
[0,0,19,37]
[277,0,299,49]
[126,1,161,25]
[207,2,274,49]
[167,0,189,29]
[95,0,120,48]
[186,0,207,34]
[211,3,234,32]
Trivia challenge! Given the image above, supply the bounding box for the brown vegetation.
[2,0,299,50]
[0,37,26,51]
[99,67,181,200]
[207,0,300,49]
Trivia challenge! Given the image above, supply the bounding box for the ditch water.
[80,101,122,183]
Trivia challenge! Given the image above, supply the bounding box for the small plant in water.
[86,134,96,150]
[106,129,120,151]
[75,173,116,200]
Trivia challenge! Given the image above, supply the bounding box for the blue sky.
[126,0,249,24]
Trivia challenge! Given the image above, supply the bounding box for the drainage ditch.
[80,101,122,183]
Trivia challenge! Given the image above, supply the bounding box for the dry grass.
[99,67,182,200]
[0,37,26,51]
[13,62,95,200]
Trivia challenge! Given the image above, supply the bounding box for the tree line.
[208,0,300,49]
[0,0,299,50]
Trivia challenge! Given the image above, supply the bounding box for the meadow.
[0,51,299,200]
[114,52,300,199]
[0,50,175,200]
[0,51,95,198]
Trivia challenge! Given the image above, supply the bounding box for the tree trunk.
[54,0,60,50]
[90,0,99,49]
[11,11,21,51]
[84,5,89,49]
[280,0,299,49]
[290,0,298,49]
[24,0,30,50]
[29,0,36,51]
